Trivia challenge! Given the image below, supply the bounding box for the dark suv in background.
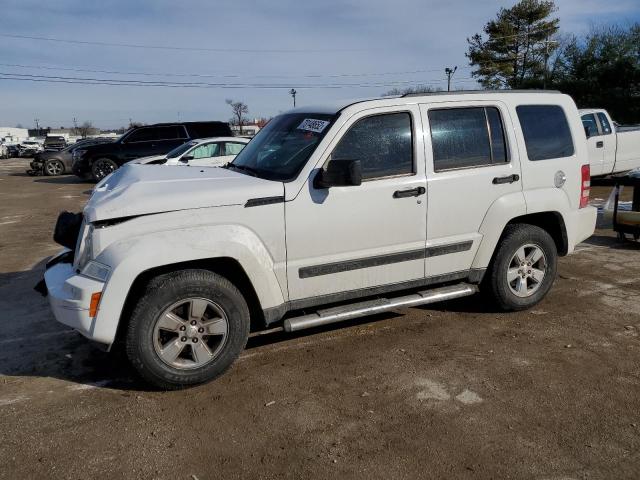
[72,121,232,181]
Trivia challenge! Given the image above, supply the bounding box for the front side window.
[166,141,197,159]
[125,128,155,143]
[230,113,336,181]
[517,105,575,161]
[191,142,220,159]
[597,113,613,135]
[581,114,599,137]
[330,112,413,180]
[429,107,508,171]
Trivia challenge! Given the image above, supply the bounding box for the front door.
[285,107,427,301]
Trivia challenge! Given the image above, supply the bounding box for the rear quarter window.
[516,105,575,161]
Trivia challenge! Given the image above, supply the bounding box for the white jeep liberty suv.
[43,91,597,389]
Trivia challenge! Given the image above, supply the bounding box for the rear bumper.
[565,206,597,252]
[44,260,106,342]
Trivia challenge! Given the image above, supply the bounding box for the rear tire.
[483,224,557,311]
[91,158,118,182]
[44,159,64,176]
[125,269,250,390]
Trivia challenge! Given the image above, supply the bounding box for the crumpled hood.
[84,164,283,222]
[127,154,166,165]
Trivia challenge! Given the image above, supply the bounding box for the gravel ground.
[0,158,639,479]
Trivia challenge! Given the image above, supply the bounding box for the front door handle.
[596,141,604,148]
[492,174,520,185]
[393,186,426,198]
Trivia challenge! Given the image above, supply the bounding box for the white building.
[0,127,29,144]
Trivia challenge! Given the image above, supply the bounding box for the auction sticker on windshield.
[297,118,330,133]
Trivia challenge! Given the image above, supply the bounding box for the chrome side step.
[283,283,478,333]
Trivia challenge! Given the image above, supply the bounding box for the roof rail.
[401,89,561,98]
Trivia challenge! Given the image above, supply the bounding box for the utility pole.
[445,66,457,92]
[34,118,40,136]
[542,37,558,90]
[289,88,297,108]
[73,117,78,135]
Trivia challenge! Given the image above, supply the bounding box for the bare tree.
[226,99,249,134]
[78,121,94,138]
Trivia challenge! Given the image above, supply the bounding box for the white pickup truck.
[580,109,640,177]
[42,91,596,389]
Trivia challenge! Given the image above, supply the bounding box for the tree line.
[467,0,639,123]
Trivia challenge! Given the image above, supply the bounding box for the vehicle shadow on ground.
[583,234,640,250]
[0,259,484,392]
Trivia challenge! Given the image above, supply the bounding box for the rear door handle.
[393,186,426,198]
[492,174,520,185]
[596,141,604,148]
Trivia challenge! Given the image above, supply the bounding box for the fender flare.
[89,225,286,345]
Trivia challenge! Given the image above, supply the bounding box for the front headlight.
[75,224,94,270]
[81,260,111,282]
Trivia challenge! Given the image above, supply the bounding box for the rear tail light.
[580,164,590,208]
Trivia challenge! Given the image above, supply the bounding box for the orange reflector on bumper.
[89,292,102,317]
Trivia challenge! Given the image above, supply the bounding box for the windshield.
[230,113,336,181]
[166,141,198,159]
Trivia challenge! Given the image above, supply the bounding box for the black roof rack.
[401,89,561,98]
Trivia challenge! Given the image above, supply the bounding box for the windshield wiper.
[224,163,259,177]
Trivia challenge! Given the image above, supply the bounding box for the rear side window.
[186,122,233,138]
[597,113,613,135]
[331,112,413,180]
[517,105,574,161]
[429,107,508,171]
[224,142,246,155]
[155,126,188,140]
[581,114,599,137]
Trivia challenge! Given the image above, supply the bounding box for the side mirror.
[584,126,592,139]
[314,159,362,189]
[180,155,194,163]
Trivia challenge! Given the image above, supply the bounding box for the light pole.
[289,88,297,108]
[445,66,457,92]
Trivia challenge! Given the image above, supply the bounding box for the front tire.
[44,159,64,176]
[91,157,118,181]
[125,269,250,390]
[483,224,557,311]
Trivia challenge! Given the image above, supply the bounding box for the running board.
[283,283,478,333]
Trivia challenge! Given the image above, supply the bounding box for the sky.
[0,0,639,130]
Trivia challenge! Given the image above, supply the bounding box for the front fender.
[90,225,286,345]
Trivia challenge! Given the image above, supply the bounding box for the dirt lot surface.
[1,158,639,479]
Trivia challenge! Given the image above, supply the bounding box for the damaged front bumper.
[42,250,106,341]
[26,159,44,176]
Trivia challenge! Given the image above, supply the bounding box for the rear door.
[420,101,523,277]
[581,113,605,175]
[596,112,616,174]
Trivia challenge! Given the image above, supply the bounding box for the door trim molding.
[298,241,473,279]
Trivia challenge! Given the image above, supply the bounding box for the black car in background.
[72,121,232,181]
[28,138,114,176]
[43,136,68,151]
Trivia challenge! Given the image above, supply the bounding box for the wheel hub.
[152,297,229,370]
[507,244,547,298]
